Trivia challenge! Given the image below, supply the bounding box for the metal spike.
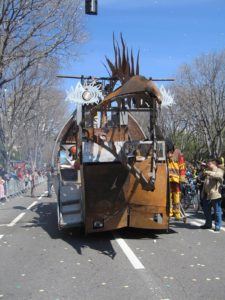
[105,33,141,84]
[136,50,140,75]
[113,33,118,70]
[131,49,135,76]
[120,33,127,74]
[117,41,121,69]
[105,57,116,75]
[125,48,130,81]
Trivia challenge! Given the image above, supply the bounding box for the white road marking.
[0,234,4,239]
[185,214,225,232]
[7,200,38,227]
[189,220,203,227]
[113,232,145,270]
[27,201,38,210]
[7,212,26,227]
[6,189,47,227]
[38,192,47,200]
[0,222,47,227]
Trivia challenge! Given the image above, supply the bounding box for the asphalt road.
[0,183,225,300]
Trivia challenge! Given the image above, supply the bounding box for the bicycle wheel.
[192,192,200,212]
[181,194,190,210]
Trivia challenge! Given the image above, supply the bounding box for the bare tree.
[0,56,69,169]
[0,0,86,168]
[19,86,69,169]
[158,49,225,160]
[173,50,225,157]
[0,0,85,89]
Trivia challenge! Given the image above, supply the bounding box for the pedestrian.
[47,167,53,197]
[196,163,206,208]
[24,172,30,192]
[0,176,6,201]
[16,167,24,180]
[201,158,224,232]
[30,170,37,197]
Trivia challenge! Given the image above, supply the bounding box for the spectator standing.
[16,167,24,180]
[30,170,38,197]
[201,158,224,231]
[24,172,30,192]
[0,176,6,200]
[196,163,206,208]
[47,167,54,197]
[0,165,6,179]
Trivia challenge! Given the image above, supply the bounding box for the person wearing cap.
[201,158,224,231]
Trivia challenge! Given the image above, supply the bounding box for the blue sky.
[61,0,225,90]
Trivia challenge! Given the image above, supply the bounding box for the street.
[0,183,225,300]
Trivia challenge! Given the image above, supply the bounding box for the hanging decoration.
[66,81,103,105]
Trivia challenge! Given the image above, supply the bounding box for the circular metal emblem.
[66,81,103,105]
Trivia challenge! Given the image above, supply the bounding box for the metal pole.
[56,75,175,82]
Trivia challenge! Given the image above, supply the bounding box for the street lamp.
[85,0,98,15]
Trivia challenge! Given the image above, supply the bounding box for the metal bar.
[56,75,175,81]
[94,108,154,112]
[56,75,117,81]
[148,77,175,81]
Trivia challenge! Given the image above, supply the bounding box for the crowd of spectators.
[0,162,47,199]
[0,163,46,182]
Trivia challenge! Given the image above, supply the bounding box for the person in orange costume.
[167,143,186,220]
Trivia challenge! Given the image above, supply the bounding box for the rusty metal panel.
[83,162,129,233]
[129,205,169,230]
[124,163,168,205]
[123,163,169,229]
[91,75,161,115]
[128,114,146,140]
[85,127,129,142]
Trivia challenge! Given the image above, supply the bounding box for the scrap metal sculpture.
[53,34,171,233]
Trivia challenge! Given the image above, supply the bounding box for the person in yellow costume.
[166,141,186,220]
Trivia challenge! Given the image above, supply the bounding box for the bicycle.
[181,181,200,212]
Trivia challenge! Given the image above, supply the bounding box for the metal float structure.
[53,35,173,233]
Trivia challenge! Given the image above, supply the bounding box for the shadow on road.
[20,198,180,260]
[117,227,177,241]
[22,201,117,259]
[170,221,201,230]
[13,205,27,210]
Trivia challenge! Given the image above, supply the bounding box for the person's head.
[207,158,219,170]
[69,146,76,156]
[165,138,175,159]
[167,150,174,159]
